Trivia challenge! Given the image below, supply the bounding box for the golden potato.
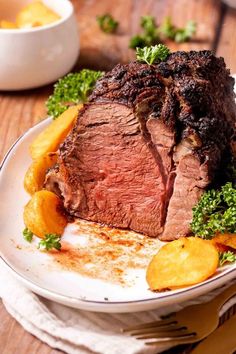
[30,104,82,160]
[0,20,17,29]
[23,190,67,238]
[16,1,60,28]
[146,237,219,291]
[212,233,236,250]
[24,152,57,195]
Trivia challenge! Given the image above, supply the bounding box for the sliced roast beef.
[45,51,236,240]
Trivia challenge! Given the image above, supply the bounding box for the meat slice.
[61,103,167,236]
[45,51,236,240]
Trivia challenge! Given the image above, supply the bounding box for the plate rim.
[1,117,236,310]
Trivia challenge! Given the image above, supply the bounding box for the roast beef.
[45,51,236,240]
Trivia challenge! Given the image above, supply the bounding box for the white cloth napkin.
[0,260,235,354]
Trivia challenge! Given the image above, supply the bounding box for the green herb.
[129,35,147,49]
[174,20,196,43]
[140,16,158,39]
[191,182,236,239]
[129,15,159,49]
[38,234,61,251]
[219,251,236,266]
[160,17,196,43]
[130,16,196,49]
[136,44,170,65]
[159,16,176,40]
[96,14,118,33]
[46,70,104,119]
[22,228,33,243]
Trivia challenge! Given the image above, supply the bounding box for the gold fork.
[122,282,236,346]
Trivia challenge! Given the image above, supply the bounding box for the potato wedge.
[30,104,82,160]
[146,237,219,291]
[212,233,236,250]
[23,190,67,238]
[24,152,57,195]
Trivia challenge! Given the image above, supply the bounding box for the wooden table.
[0,0,236,353]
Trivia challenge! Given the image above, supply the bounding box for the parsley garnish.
[136,44,170,65]
[96,14,118,33]
[46,70,104,119]
[159,16,176,40]
[23,228,33,243]
[130,16,159,49]
[191,182,236,239]
[129,35,147,50]
[219,251,236,266]
[174,20,197,43]
[130,16,196,49]
[160,17,196,43]
[38,234,61,251]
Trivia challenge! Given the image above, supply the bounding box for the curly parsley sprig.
[174,20,196,43]
[136,44,170,65]
[219,251,236,266]
[160,17,196,43]
[38,234,62,251]
[130,16,160,49]
[22,229,62,251]
[191,182,236,239]
[46,70,104,119]
[96,14,118,33]
[22,228,33,243]
[129,15,196,49]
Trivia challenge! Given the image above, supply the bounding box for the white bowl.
[0,0,79,90]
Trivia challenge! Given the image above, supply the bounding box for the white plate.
[0,118,236,313]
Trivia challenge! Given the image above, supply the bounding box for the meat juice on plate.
[51,219,163,287]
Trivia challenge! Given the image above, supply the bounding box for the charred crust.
[89,50,235,170]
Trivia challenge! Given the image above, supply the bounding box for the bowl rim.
[0,0,74,34]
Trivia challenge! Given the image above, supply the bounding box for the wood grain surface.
[1,0,236,353]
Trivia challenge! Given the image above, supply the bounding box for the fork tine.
[145,332,196,345]
[160,312,176,320]
[134,326,188,338]
[136,328,189,339]
[129,325,186,336]
[122,319,177,333]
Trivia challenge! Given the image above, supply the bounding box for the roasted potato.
[0,20,17,29]
[212,233,236,250]
[146,237,219,291]
[16,1,60,28]
[24,152,57,195]
[30,104,82,160]
[23,190,67,238]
